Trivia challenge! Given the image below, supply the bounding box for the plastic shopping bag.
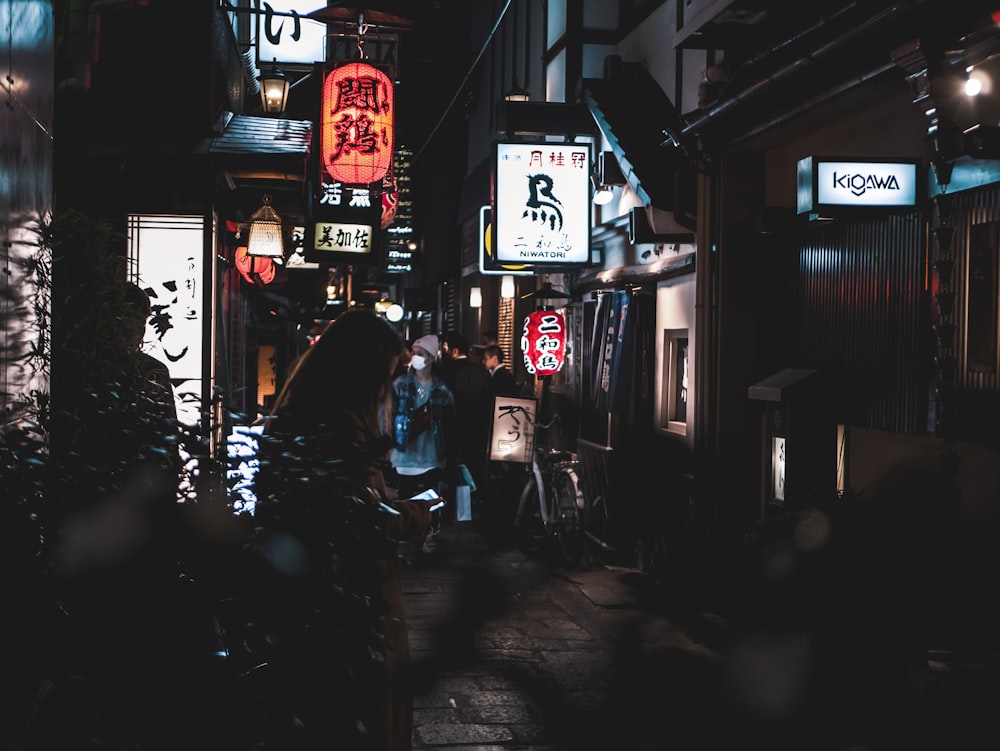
[456,483,472,522]
[457,463,477,492]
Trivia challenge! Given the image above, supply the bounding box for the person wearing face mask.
[389,335,457,554]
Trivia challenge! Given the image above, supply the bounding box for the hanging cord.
[356,12,369,59]
[412,0,512,165]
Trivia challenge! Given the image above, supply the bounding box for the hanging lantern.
[521,308,567,376]
[247,195,285,258]
[321,61,395,185]
[381,169,399,229]
[235,246,276,285]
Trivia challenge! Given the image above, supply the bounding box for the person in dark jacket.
[483,344,518,397]
[437,332,492,493]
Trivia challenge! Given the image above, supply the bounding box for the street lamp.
[258,60,290,115]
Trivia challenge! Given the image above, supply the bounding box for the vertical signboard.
[489,396,536,463]
[493,141,592,267]
[126,214,206,431]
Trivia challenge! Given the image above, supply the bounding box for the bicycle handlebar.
[506,405,560,431]
[533,414,560,431]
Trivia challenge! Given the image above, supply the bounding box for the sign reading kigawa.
[797,156,920,215]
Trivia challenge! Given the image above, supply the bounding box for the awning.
[205,113,313,183]
[579,60,695,229]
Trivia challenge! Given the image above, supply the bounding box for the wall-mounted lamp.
[469,286,483,308]
[247,195,285,258]
[593,183,615,205]
[258,59,290,115]
[592,151,624,205]
[504,80,530,102]
[500,275,515,299]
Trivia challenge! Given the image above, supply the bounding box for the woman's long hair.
[268,309,403,443]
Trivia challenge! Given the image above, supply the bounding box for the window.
[663,328,688,435]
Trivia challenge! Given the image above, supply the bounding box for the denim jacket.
[390,371,456,472]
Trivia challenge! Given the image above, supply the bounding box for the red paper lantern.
[235,246,276,285]
[321,62,394,186]
[521,308,567,376]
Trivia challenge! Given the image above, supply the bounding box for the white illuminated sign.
[255,0,327,67]
[127,214,206,431]
[797,156,919,214]
[772,436,786,502]
[489,396,536,464]
[494,141,592,265]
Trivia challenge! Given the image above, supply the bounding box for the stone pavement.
[402,519,1000,751]
[402,520,735,750]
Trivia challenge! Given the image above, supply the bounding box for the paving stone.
[462,703,540,724]
[416,722,514,746]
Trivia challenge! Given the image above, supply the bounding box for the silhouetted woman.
[253,308,432,751]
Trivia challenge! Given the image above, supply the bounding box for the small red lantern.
[321,61,394,186]
[380,170,399,229]
[235,246,276,285]
[521,308,567,376]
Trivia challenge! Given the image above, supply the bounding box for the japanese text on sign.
[312,221,373,254]
[521,309,567,376]
[489,397,536,463]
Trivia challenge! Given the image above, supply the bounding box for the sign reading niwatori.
[493,141,592,266]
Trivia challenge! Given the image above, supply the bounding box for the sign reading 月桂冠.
[493,141,592,266]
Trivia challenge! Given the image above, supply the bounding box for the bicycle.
[513,413,586,565]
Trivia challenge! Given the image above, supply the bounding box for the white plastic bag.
[455,483,472,522]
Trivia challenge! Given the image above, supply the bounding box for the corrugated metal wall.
[794,212,929,433]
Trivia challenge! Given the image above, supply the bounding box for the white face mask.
[410,354,428,371]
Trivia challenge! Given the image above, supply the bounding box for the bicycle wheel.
[554,469,584,565]
[514,477,546,555]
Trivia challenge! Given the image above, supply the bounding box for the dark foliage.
[211,427,403,749]
[1,212,397,749]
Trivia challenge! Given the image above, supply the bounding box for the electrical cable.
[412,0,512,165]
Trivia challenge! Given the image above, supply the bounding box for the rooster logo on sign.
[522,173,563,232]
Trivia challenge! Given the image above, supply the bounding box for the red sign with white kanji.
[321,61,394,186]
[521,309,567,376]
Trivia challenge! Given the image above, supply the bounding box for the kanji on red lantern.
[321,62,394,186]
[521,308,566,376]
